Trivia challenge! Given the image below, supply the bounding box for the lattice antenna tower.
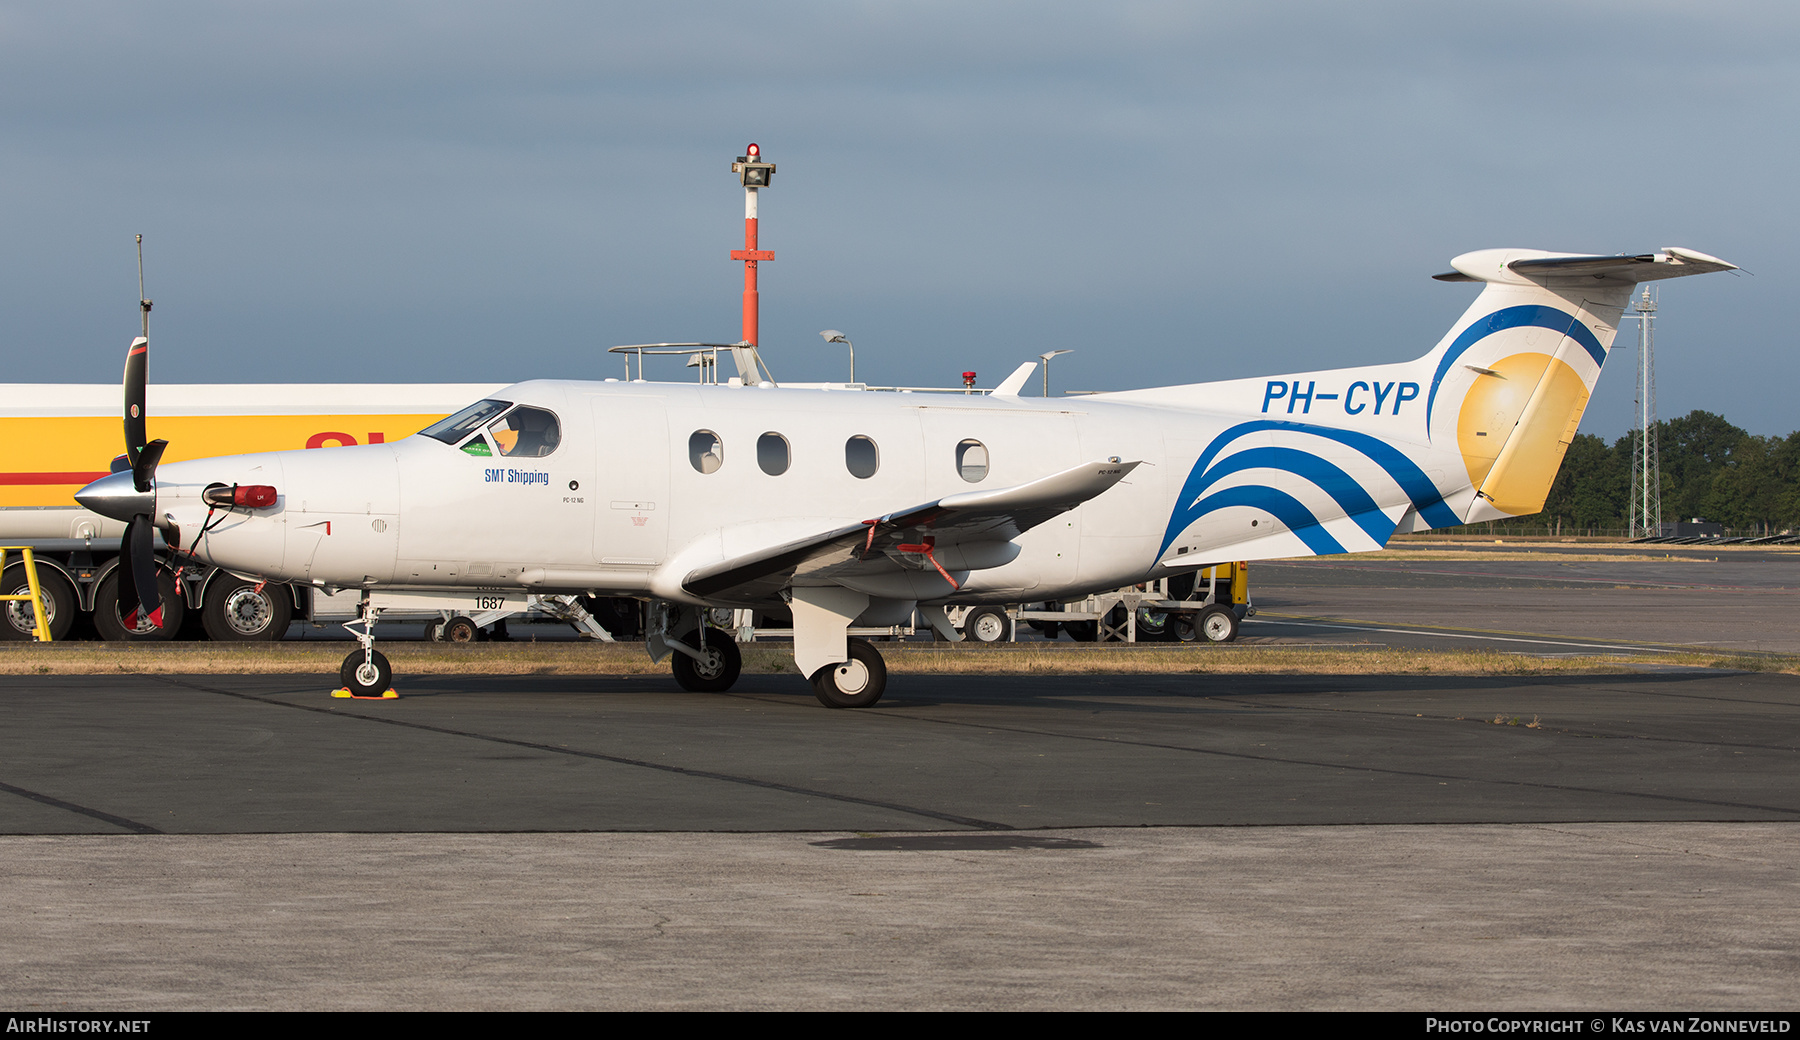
[1628,286,1662,538]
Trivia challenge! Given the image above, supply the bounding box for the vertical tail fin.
[1146,247,1735,567]
[1422,248,1735,523]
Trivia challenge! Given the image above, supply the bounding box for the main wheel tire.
[442,615,482,643]
[201,578,292,642]
[1173,613,1198,642]
[1199,605,1239,643]
[671,630,742,692]
[339,649,393,697]
[961,606,1010,644]
[0,564,77,641]
[93,569,186,642]
[423,618,442,642]
[812,637,888,709]
[1063,619,1098,642]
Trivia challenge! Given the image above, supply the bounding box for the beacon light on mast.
[730,143,776,351]
[733,142,775,188]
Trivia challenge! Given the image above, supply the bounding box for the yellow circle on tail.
[1457,353,1590,515]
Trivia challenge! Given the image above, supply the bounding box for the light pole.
[1038,349,1073,397]
[729,143,776,349]
[820,329,854,384]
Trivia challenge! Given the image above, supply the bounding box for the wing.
[682,457,1140,601]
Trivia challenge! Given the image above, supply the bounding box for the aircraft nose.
[75,470,153,523]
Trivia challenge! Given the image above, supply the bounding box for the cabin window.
[845,435,879,479]
[757,432,790,476]
[689,430,724,474]
[956,439,988,482]
[422,399,511,445]
[486,406,561,458]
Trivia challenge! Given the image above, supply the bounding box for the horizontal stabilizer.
[1433,247,1737,287]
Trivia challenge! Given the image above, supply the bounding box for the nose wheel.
[337,649,394,699]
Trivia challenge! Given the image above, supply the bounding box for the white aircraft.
[76,246,1735,705]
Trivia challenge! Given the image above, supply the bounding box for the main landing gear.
[648,597,890,708]
[809,637,886,709]
[649,602,746,695]
[671,629,743,692]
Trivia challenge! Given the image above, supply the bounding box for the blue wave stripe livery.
[1425,305,1604,432]
[1185,485,1347,557]
[1160,420,1458,555]
[1183,446,1395,547]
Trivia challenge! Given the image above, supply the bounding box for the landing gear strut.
[790,587,889,709]
[649,602,743,694]
[671,628,743,692]
[336,600,396,699]
[647,597,895,707]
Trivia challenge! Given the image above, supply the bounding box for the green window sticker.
[462,437,493,456]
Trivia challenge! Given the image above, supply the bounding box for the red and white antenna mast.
[729,143,776,349]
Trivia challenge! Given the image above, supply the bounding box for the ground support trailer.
[691,563,1254,649]
[944,562,1253,644]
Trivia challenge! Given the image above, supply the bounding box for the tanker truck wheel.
[202,578,292,642]
[0,564,76,641]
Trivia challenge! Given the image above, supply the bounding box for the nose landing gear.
[334,600,397,699]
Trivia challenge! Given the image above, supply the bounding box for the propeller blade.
[120,514,163,631]
[132,438,167,495]
[124,335,149,464]
[116,526,140,630]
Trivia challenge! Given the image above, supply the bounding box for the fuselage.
[128,373,1465,608]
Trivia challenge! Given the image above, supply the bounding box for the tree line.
[1474,411,1800,536]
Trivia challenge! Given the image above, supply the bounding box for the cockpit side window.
[422,399,512,445]
[486,406,561,458]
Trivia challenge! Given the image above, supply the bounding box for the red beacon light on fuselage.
[203,484,278,509]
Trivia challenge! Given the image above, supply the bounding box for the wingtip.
[1662,246,1738,271]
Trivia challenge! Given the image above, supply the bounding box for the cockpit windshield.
[421,399,512,445]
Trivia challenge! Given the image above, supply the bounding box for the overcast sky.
[3,1,1794,436]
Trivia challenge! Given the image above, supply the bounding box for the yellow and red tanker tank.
[0,383,500,537]
[0,383,500,640]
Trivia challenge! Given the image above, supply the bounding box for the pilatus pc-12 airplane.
[78,245,1735,705]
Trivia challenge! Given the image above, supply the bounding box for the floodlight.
[820,329,854,383]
